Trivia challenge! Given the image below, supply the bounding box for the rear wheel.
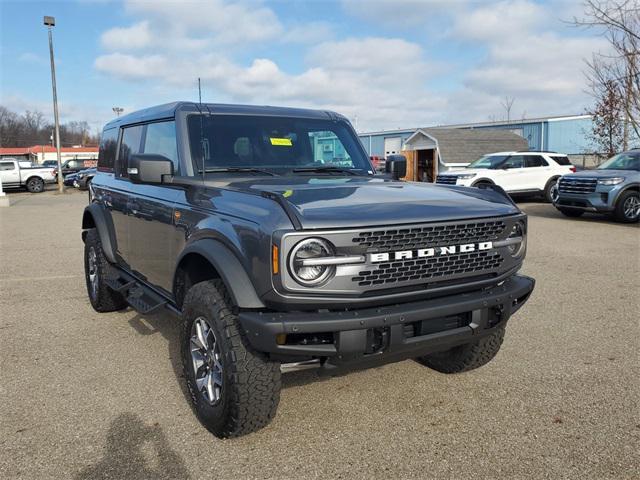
[614,191,640,223]
[182,280,281,438]
[544,178,559,203]
[26,177,44,193]
[558,208,584,218]
[415,327,505,373]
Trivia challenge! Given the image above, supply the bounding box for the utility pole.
[112,107,124,117]
[44,16,64,193]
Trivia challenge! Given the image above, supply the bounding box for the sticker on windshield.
[270,137,292,146]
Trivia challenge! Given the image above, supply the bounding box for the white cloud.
[101,21,153,50]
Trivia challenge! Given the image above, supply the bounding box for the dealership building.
[358,114,594,159]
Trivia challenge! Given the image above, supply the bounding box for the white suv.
[436,151,576,202]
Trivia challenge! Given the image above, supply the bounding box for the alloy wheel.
[623,195,640,219]
[190,317,223,405]
[87,247,99,299]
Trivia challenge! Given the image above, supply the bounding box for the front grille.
[558,177,597,194]
[436,175,458,185]
[352,250,503,287]
[352,220,506,251]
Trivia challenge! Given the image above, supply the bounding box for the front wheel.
[614,191,640,223]
[26,177,45,193]
[182,280,281,438]
[415,327,505,373]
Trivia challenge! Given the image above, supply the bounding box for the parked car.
[54,158,98,179]
[82,101,535,438]
[436,151,576,202]
[0,157,56,192]
[553,149,640,223]
[42,160,58,168]
[73,167,96,190]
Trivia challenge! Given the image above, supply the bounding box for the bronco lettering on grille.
[368,241,493,263]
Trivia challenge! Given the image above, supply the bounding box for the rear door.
[523,154,552,190]
[0,160,20,186]
[126,120,180,292]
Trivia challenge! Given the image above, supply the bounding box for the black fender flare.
[82,203,117,264]
[175,239,265,309]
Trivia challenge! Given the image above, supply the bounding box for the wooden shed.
[400,128,529,182]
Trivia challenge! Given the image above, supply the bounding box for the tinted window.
[467,155,510,169]
[502,155,524,168]
[65,160,84,169]
[550,155,571,166]
[186,115,370,174]
[525,155,548,167]
[0,161,15,171]
[118,125,144,177]
[98,128,118,171]
[143,121,179,173]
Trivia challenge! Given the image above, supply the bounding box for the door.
[110,124,144,265]
[495,155,527,191]
[127,120,180,292]
[384,137,402,157]
[524,154,551,190]
[0,161,20,186]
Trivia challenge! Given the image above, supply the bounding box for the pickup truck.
[82,101,535,438]
[0,158,56,192]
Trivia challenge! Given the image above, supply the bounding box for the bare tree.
[573,1,640,150]
[501,96,515,122]
[588,79,625,156]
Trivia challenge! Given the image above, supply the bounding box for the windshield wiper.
[291,166,361,175]
[198,167,278,176]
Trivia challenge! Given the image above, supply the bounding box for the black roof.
[104,101,345,130]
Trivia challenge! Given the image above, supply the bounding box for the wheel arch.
[173,239,264,310]
[25,175,45,188]
[471,178,495,187]
[611,183,640,206]
[81,203,117,264]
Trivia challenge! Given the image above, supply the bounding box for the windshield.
[597,151,640,171]
[467,155,510,169]
[186,114,371,175]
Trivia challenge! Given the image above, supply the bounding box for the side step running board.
[105,268,168,315]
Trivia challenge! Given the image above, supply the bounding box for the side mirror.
[386,154,407,180]
[128,154,174,184]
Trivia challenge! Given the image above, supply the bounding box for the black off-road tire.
[181,280,281,438]
[558,208,584,218]
[415,326,505,373]
[84,229,128,312]
[543,178,559,203]
[26,177,45,193]
[613,190,640,223]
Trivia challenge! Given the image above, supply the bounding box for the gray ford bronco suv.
[82,102,535,438]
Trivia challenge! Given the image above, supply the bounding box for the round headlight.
[507,222,526,257]
[288,238,335,286]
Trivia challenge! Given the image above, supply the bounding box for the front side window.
[118,125,144,177]
[186,115,369,175]
[143,121,179,173]
[598,151,640,171]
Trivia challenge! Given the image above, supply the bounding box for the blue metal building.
[358,114,595,157]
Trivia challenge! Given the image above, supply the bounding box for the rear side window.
[98,128,118,172]
[143,121,179,173]
[502,155,524,168]
[0,161,15,171]
[550,155,571,166]
[525,155,548,167]
[118,125,144,178]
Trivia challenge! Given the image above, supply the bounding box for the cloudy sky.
[0,0,610,132]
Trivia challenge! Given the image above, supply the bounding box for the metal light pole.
[112,107,124,117]
[44,16,64,193]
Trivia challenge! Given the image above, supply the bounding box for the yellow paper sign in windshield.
[270,137,292,146]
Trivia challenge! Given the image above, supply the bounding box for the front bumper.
[555,186,622,212]
[240,274,535,369]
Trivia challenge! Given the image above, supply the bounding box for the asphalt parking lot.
[0,189,638,479]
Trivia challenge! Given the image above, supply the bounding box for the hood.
[222,176,520,229]
[564,169,637,179]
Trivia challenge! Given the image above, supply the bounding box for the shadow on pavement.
[75,412,190,480]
